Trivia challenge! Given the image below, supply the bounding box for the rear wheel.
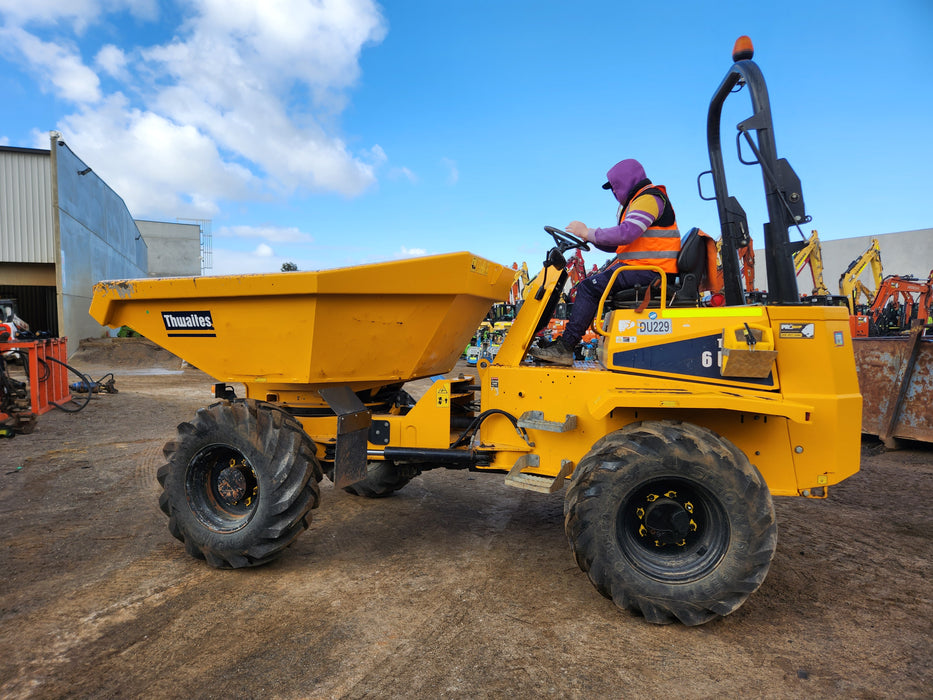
[330,460,420,498]
[564,420,776,626]
[158,399,323,568]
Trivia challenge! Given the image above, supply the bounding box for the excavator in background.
[542,249,598,351]
[851,271,933,337]
[793,230,830,296]
[468,261,540,365]
[789,230,848,307]
[509,262,531,305]
[738,239,757,296]
[839,239,884,315]
[564,249,590,300]
[710,236,758,301]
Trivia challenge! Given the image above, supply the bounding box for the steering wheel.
[544,225,589,252]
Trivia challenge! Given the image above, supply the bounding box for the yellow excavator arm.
[839,239,883,312]
[793,230,830,296]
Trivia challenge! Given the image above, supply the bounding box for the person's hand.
[566,221,589,241]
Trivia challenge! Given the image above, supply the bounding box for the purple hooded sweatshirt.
[590,158,665,253]
[554,158,667,349]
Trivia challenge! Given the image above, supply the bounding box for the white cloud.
[209,243,317,275]
[396,246,428,258]
[95,44,128,80]
[0,0,157,31]
[56,94,255,218]
[441,157,459,185]
[0,26,101,103]
[389,166,418,183]
[210,247,281,275]
[138,0,388,197]
[0,0,100,31]
[217,225,313,244]
[3,0,390,217]
[0,136,9,146]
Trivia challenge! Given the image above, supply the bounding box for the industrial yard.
[0,340,930,699]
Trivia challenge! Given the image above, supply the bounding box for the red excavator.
[851,271,933,337]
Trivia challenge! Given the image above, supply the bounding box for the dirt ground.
[1,339,930,699]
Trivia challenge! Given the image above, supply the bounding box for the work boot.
[529,339,575,366]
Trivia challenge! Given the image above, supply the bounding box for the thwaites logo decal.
[161,311,216,337]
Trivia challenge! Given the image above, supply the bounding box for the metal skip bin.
[89,252,513,390]
[853,328,933,444]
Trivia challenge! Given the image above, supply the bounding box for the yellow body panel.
[478,273,861,497]
[475,360,859,496]
[90,252,513,393]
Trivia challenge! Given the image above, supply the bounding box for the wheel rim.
[616,476,730,583]
[185,444,260,533]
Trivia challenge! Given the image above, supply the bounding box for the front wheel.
[564,420,776,626]
[157,399,323,568]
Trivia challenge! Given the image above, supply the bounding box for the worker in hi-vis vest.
[530,158,681,366]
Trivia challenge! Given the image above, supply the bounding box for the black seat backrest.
[676,227,703,278]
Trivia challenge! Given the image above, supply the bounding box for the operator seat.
[604,227,706,310]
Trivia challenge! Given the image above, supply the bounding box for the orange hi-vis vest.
[613,184,680,274]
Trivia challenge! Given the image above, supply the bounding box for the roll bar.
[701,38,809,305]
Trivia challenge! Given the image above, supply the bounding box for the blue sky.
[1,0,931,276]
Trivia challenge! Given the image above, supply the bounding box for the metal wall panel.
[820,229,933,292]
[135,220,202,277]
[0,147,54,263]
[53,140,148,344]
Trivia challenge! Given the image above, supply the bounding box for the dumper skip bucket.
[89,253,513,390]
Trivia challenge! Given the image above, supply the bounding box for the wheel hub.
[635,491,697,547]
[643,497,692,544]
[217,465,248,504]
[186,446,260,533]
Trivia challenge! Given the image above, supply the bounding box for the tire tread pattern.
[564,420,776,626]
[158,399,323,568]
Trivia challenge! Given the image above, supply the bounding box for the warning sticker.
[470,257,489,275]
[436,385,450,407]
[779,323,815,339]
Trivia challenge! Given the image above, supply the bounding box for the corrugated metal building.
[0,134,148,346]
[0,146,55,263]
[0,133,205,352]
[0,145,59,334]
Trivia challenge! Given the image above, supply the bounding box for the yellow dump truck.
[89,38,861,626]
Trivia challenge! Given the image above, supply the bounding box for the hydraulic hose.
[449,408,531,449]
[43,355,93,413]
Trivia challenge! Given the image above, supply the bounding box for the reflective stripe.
[615,250,679,260]
[639,228,680,239]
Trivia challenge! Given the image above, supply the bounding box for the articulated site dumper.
[89,38,861,626]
